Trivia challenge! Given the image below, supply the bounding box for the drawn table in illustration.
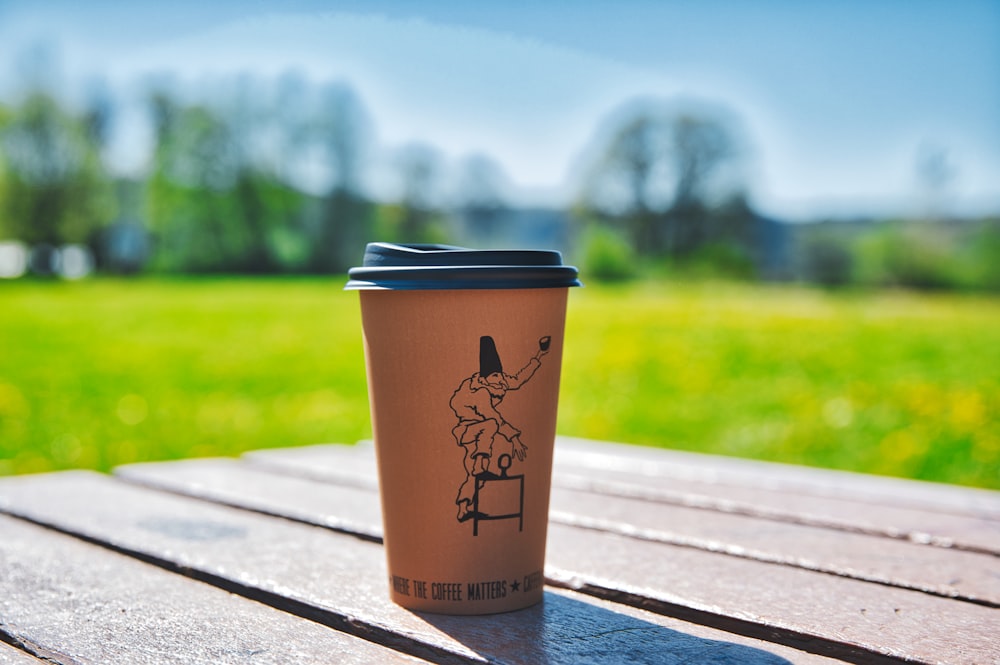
[1,437,998,664]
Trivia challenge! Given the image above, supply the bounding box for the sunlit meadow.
[561,282,1000,488]
[1,278,998,489]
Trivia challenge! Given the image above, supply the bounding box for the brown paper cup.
[347,244,580,614]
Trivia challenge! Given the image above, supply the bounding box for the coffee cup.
[346,242,580,614]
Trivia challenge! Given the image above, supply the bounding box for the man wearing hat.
[450,335,549,523]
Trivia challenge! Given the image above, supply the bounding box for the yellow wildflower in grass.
[2,278,998,488]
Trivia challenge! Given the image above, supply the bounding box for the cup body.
[359,287,568,613]
[348,242,580,614]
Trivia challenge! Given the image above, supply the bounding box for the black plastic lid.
[345,243,582,290]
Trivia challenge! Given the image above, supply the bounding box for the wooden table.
[1,437,998,664]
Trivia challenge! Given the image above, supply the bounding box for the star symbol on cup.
[510,579,520,592]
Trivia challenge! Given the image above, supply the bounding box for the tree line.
[0,71,997,290]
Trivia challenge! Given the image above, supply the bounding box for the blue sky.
[1,0,998,220]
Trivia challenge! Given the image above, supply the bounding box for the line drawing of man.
[449,335,549,523]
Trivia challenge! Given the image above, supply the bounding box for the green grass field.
[1,278,998,489]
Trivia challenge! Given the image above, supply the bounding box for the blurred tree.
[665,113,735,255]
[271,71,315,187]
[455,153,509,245]
[308,83,375,272]
[798,225,855,287]
[148,97,252,271]
[82,79,114,159]
[853,221,959,290]
[146,84,305,273]
[144,77,380,274]
[580,107,669,254]
[0,101,11,239]
[226,76,303,273]
[393,143,447,244]
[914,143,956,222]
[0,91,114,247]
[95,178,151,274]
[663,191,759,279]
[578,100,740,259]
[579,224,638,282]
[964,218,1000,291]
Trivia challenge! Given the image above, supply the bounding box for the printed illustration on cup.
[449,335,551,535]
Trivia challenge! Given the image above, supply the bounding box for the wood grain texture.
[544,525,999,665]
[238,445,1000,606]
[246,440,1000,554]
[117,457,383,541]
[551,459,1000,556]
[556,440,1000,554]
[0,473,845,665]
[246,439,1000,520]
[548,487,1000,607]
[0,515,429,665]
[114,454,1000,664]
[0,642,43,665]
[553,437,1000,519]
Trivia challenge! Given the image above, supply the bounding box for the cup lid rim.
[345,243,582,291]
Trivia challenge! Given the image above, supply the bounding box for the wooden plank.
[543,526,1000,665]
[0,642,43,665]
[241,445,1000,606]
[264,440,1000,555]
[399,584,850,665]
[0,472,853,664]
[115,460,382,542]
[551,438,1000,555]
[553,464,1000,556]
[245,439,1000,520]
[0,514,429,665]
[1,472,478,665]
[120,456,1000,607]
[244,443,380,488]
[110,458,1000,664]
[553,437,1000,519]
[116,458,383,538]
[548,487,1000,607]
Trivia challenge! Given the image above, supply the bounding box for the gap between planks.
[107,459,995,664]
[230,445,1000,606]
[244,441,1000,557]
[116,457,1000,610]
[0,475,862,665]
[0,507,471,665]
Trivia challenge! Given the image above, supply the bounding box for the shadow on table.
[415,590,793,665]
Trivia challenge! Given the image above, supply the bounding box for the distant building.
[98,219,151,274]
[453,207,575,256]
[0,241,28,279]
[454,204,794,279]
[752,213,793,280]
